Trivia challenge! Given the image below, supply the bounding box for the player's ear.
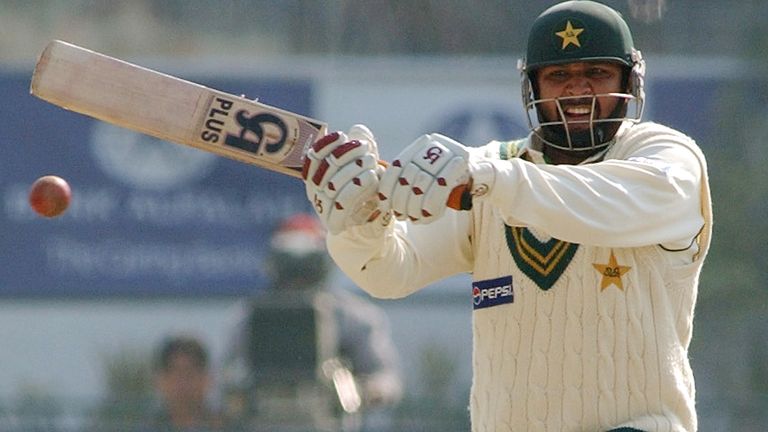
[622,66,632,92]
[528,70,540,98]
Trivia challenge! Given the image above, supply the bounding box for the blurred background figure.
[146,335,227,432]
[626,0,666,23]
[222,213,403,431]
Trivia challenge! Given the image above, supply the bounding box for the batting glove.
[303,125,385,234]
[378,133,474,224]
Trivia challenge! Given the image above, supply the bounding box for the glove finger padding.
[303,125,382,234]
[378,133,470,223]
[328,168,380,228]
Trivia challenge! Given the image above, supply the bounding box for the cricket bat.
[30,40,469,208]
[30,39,323,177]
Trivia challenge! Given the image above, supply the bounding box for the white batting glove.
[303,125,384,234]
[378,133,472,224]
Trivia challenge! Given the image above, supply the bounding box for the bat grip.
[377,159,471,211]
[446,184,471,210]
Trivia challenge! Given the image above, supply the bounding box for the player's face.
[535,61,625,132]
[156,353,210,408]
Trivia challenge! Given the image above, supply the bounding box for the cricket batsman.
[303,1,712,431]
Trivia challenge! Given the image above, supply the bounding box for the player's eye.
[545,70,570,81]
[587,67,612,79]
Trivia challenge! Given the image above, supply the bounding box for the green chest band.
[498,139,578,291]
[504,226,579,291]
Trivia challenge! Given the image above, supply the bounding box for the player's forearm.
[479,152,704,248]
[327,223,410,298]
[327,212,473,298]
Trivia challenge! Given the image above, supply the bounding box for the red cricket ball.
[29,175,72,218]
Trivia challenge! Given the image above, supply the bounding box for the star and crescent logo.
[592,250,631,291]
[555,20,584,49]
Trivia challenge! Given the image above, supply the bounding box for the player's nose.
[565,76,592,95]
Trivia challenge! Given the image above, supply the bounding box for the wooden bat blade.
[30,40,327,177]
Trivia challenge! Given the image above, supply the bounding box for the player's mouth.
[560,99,597,126]
[565,105,592,116]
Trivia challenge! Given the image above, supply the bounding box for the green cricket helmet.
[518,0,646,153]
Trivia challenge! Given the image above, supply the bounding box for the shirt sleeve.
[326,210,473,299]
[478,124,706,249]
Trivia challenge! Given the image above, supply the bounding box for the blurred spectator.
[222,213,403,431]
[145,335,228,432]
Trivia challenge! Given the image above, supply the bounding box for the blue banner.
[0,64,726,298]
[0,71,316,297]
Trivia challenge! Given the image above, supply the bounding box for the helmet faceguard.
[519,1,646,152]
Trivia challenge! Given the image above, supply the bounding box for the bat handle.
[446,184,471,210]
[376,159,471,211]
